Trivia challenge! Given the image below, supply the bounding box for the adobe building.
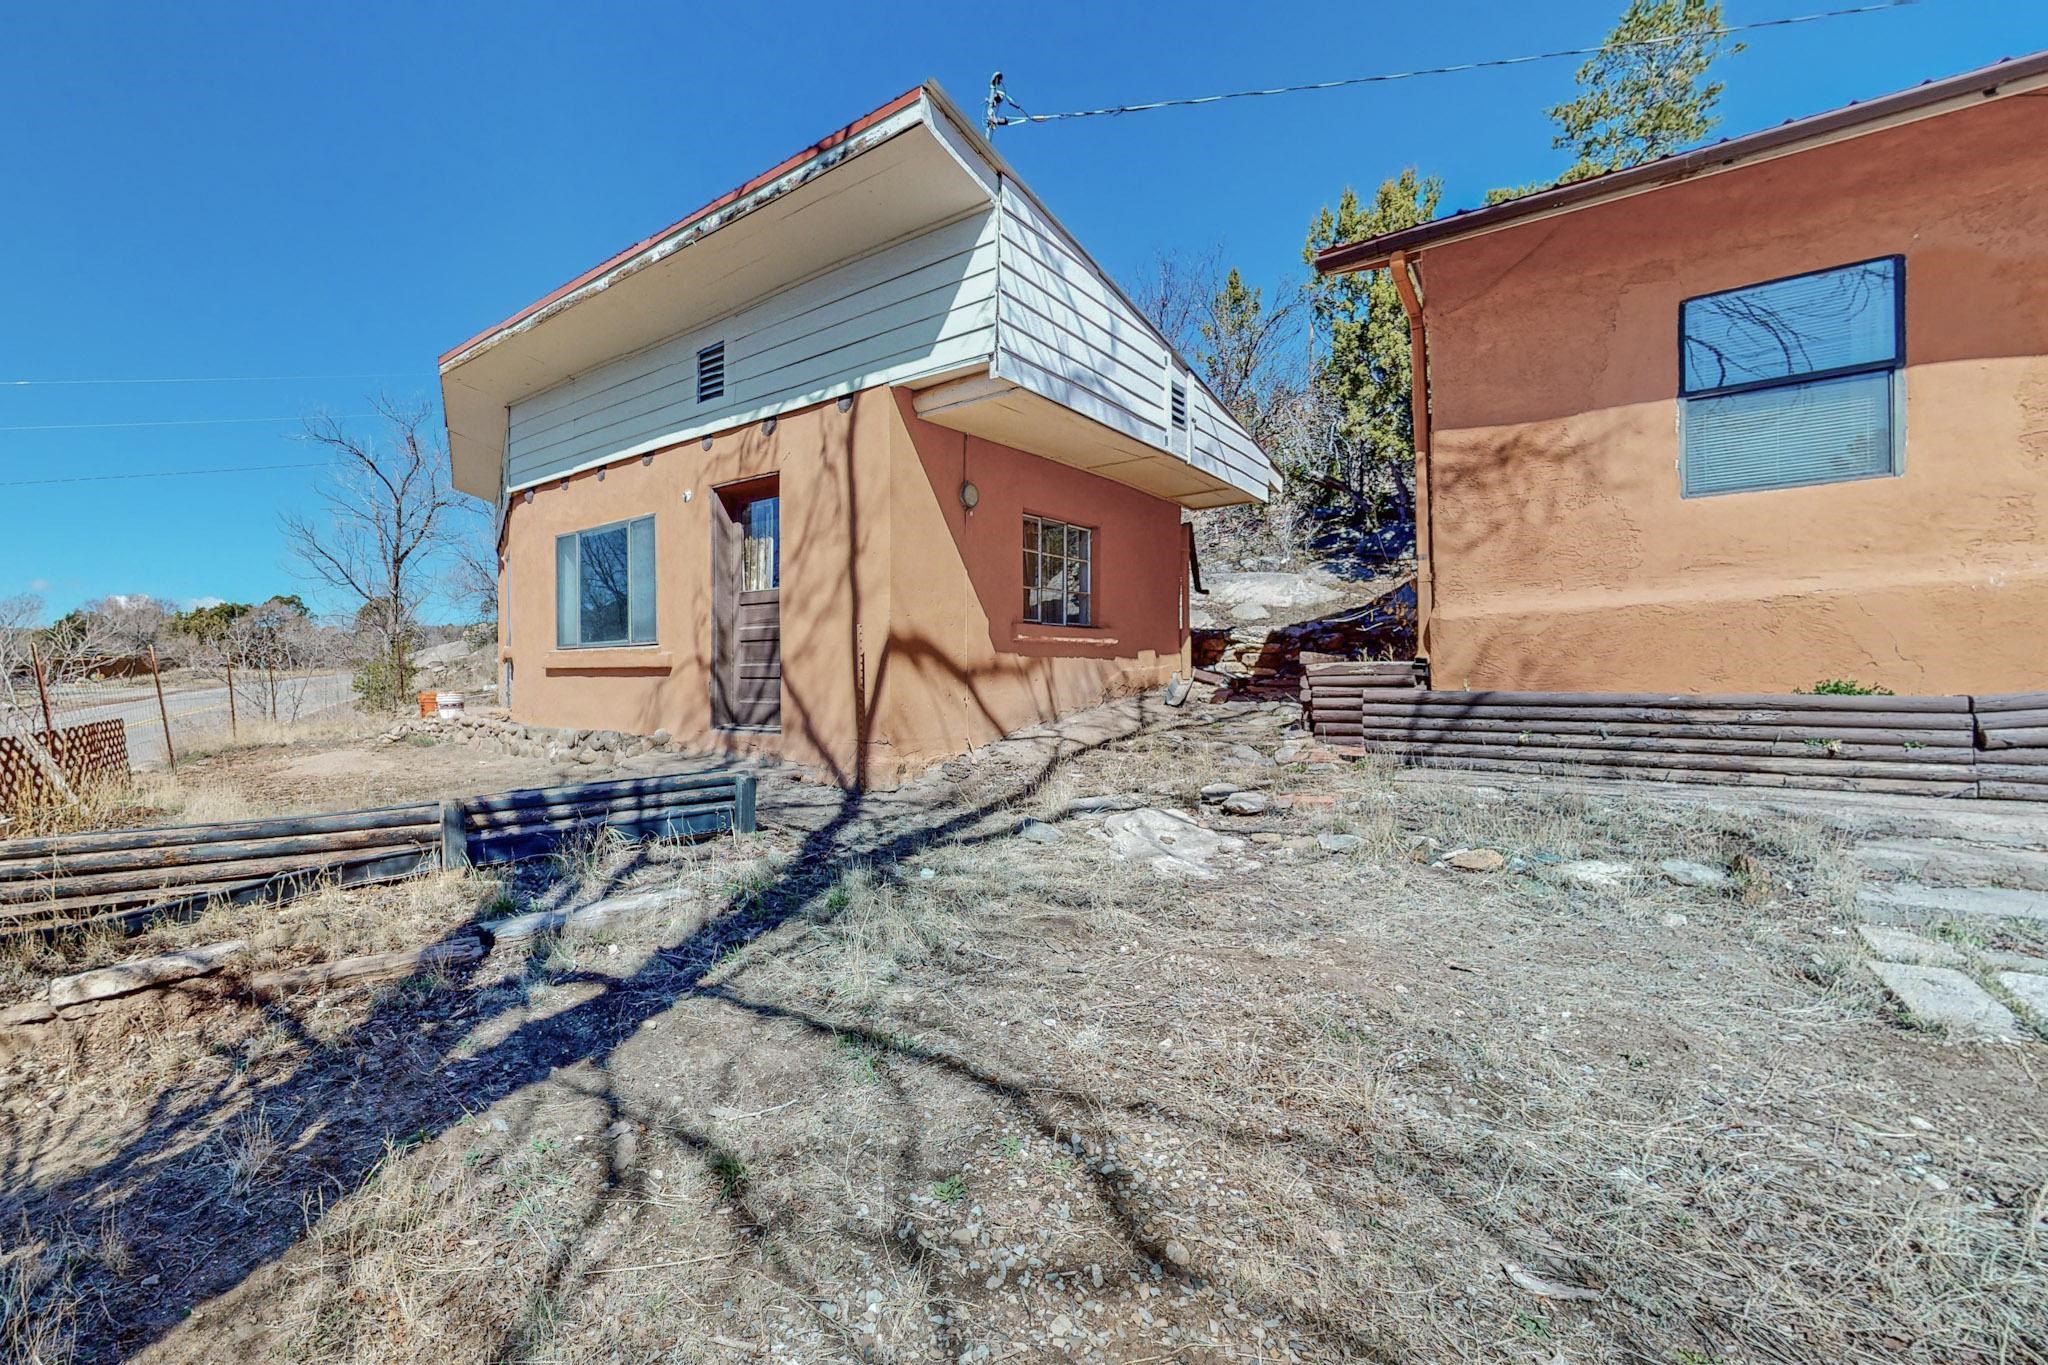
[440,84,1273,786]
[1314,53,2048,696]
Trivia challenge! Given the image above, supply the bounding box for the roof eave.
[1314,49,2048,276]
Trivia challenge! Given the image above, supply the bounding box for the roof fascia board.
[441,95,929,373]
[1317,59,2048,274]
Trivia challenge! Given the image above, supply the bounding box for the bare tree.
[282,398,467,711]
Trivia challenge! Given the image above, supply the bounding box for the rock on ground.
[1855,924,1965,968]
[1658,858,1731,889]
[1996,971,2048,1021]
[1864,961,2022,1039]
[1100,809,1247,879]
[1556,859,1634,890]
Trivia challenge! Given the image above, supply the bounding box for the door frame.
[710,474,782,732]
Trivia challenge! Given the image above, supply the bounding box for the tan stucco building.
[1315,53,2048,696]
[440,85,1272,785]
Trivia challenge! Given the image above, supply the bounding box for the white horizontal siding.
[506,211,999,488]
[991,180,1271,499]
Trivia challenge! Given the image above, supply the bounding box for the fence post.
[224,656,238,738]
[27,638,56,736]
[148,645,177,771]
[440,797,470,870]
[733,773,757,834]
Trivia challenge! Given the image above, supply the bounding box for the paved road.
[23,672,355,768]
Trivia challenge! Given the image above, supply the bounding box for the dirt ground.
[3,697,2045,1364]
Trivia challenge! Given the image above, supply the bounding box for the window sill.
[542,648,674,673]
[1012,621,1118,647]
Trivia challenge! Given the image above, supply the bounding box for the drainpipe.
[1387,249,1435,661]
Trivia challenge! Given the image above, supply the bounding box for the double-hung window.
[556,515,657,647]
[1023,514,1092,627]
[1679,256,1904,497]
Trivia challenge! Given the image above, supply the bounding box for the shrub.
[1799,679,1895,697]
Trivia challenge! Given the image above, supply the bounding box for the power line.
[0,371,424,387]
[0,412,381,435]
[0,461,324,488]
[991,0,1921,127]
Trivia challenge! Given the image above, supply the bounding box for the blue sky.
[2,0,2039,620]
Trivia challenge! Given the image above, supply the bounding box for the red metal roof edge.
[1314,49,2048,275]
[439,86,927,368]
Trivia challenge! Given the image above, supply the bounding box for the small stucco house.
[441,84,1272,785]
[1313,53,2048,696]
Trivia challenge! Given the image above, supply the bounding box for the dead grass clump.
[0,1237,78,1365]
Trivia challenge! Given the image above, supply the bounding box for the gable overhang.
[440,89,999,501]
[1314,50,2048,277]
[439,80,1274,512]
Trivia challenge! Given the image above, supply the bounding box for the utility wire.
[0,412,380,435]
[0,461,325,488]
[991,0,1921,127]
[0,371,423,387]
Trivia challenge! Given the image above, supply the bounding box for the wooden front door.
[712,478,781,730]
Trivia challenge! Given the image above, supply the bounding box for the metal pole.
[27,638,56,736]
[224,654,238,738]
[984,72,1004,139]
[148,645,177,771]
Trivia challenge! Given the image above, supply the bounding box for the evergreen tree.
[1489,0,1739,202]
[1301,170,1441,520]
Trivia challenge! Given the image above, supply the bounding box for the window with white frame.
[555,515,657,647]
[1679,256,1904,497]
[1023,514,1092,626]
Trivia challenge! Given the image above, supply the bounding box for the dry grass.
[2,706,2044,1363]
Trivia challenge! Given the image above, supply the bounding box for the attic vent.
[696,342,726,403]
[1169,380,1188,431]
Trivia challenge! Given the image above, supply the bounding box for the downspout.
[1387,249,1435,662]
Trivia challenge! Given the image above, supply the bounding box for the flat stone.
[1227,744,1278,767]
[1855,924,1966,967]
[1658,858,1732,889]
[1198,782,1239,803]
[1865,961,2021,1039]
[1317,833,1364,854]
[1220,791,1271,816]
[1068,794,1142,813]
[1996,971,2048,1020]
[1017,820,1065,844]
[1856,884,2048,925]
[1556,859,1633,890]
[1101,808,1246,879]
[1445,848,1505,873]
[1850,841,2048,894]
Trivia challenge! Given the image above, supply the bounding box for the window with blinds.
[1679,256,1904,497]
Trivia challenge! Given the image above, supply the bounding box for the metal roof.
[1314,50,2048,276]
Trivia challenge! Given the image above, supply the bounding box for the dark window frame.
[1678,254,1906,399]
[1678,255,1906,498]
[1021,512,1097,628]
[555,513,658,649]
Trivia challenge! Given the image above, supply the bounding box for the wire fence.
[5,667,357,771]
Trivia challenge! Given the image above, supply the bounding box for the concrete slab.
[1857,884,2048,925]
[1864,961,2021,1039]
[1849,840,2048,893]
[1996,972,2048,1021]
[1855,924,1965,967]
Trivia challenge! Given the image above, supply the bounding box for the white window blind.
[1679,257,1903,497]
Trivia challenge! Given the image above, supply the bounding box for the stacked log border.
[0,770,757,939]
[1304,675,1997,797]
[1973,692,2048,801]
